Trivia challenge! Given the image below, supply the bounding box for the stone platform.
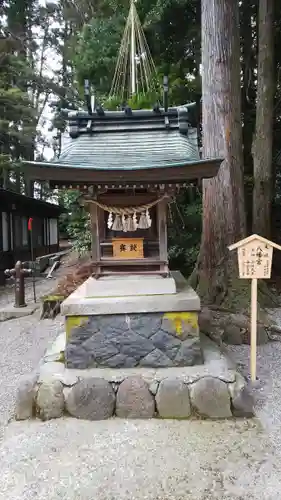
[61,271,200,316]
[15,334,254,421]
[64,273,177,298]
[62,271,203,369]
[13,271,253,422]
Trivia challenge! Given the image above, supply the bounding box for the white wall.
[49,218,58,246]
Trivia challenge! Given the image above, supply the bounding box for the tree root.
[269,324,281,335]
[208,304,241,314]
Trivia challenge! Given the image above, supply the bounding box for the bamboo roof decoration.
[109,0,157,100]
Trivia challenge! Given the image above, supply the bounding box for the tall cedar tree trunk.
[241,0,257,233]
[252,0,274,238]
[192,0,246,305]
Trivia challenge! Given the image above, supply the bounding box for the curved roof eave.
[23,157,224,171]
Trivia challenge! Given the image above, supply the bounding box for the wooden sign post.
[229,234,281,381]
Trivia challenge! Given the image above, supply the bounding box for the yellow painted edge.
[65,316,89,338]
[65,312,198,339]
[164,312,198,336]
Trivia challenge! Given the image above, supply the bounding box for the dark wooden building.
[0,188,62,284]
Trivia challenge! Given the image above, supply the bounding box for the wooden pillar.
[89,203,101,274]
[157,199,168,272]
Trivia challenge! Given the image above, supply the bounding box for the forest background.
[0,0,280,306]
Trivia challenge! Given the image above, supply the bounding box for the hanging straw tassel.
[138,212,148,229]
[145,209,152,228]
[126,215,135,232]
[107,212,113,229]
[112,214,123,231]
[122,214,128,232]
[133,212,138,230]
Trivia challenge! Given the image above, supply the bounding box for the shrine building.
[23,102,223,370]
[24,104,221,278]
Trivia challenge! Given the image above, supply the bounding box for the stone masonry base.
[65,311,202,369]
[15,334,254,422]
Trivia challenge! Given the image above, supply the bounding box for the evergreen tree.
[191,0,246,306]
[0,21,34,190]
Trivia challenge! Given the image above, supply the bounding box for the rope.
[83,194,170,215]
[109,1,157,100]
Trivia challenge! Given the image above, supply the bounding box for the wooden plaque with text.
[112,238,144,259]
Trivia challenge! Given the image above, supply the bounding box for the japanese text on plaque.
[238,241,273,279]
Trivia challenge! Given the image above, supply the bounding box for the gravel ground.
[1,287,281,499]
[225,308,281,447]
[0,313,63,430]
[0,276,61,308]
[0,418,281,500]
[0,277,64,434]
[0,311,63,425]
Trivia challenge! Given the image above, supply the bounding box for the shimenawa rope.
[84,193,170,215]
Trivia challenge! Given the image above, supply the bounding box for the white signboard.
[237,239,273,279]
[229,234,281,382]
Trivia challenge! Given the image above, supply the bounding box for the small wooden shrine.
[24,97,222,278]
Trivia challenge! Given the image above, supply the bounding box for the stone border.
[0,304,39,322]
[15,334,254,421]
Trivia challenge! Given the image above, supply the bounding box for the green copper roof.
[36,129,199,171]
[25,106,222,174]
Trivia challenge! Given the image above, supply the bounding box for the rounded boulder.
[66,377,115,420]
[156,379,191,419]
[190,377,232,418]
[116,376,155,418]
[36,380,64,421]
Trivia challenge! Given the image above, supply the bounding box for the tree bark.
[192,0,246,305]
[252,0,274,238]
[240,0,257,233]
